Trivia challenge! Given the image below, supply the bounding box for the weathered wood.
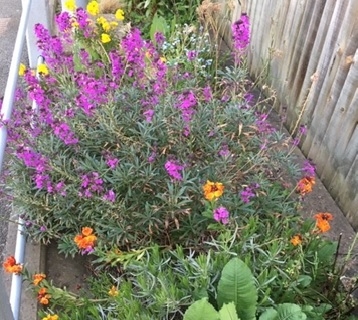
[218,0,358,227]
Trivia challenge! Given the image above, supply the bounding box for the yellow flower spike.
[87,0,100,16]
[64,0,76,11]
[37,63,49,76]
[115,9,125,21]
[108,285,119,297]
[18,63,26,76]
[101,33,111,44]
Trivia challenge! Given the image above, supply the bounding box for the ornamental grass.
[1,1,356,319]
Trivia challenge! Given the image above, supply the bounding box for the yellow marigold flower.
[314,212,333,233]
[37,63,49,76]
[87,0,99,16]
[101,33,111,43]
[110,21,118,28]
[203,180,224,201]
[108,285,119,297]
[115,9,125,21]
[42,314,59,320]
[290,234,303,246]
[33,273,46,286]
[296,176,315,196]
[18,63,26,76]
[64,0,76,11]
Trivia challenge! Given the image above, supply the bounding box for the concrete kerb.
[3,212,46,320]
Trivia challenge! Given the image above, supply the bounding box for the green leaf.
[259,303,307,320]
[184,298,220,320]
[217,258,258,320]
[259,309,278,320]
[219,302,241,320]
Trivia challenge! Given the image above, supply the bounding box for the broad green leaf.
[217,258,257,320]
[219,302,240,320]
[184,298,220,320]
[275,303,307,320]
[259,309,278,320]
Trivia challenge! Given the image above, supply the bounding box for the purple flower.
[148,151,157,163]
[219,144,231,157]
[103,189,116,202]
[154,32,165,47]
[106,157,119,169]
[165,160,183,181]
[232,14,250,51]
[143,109,155,122]
[240,183,259,203]
[255,112,274,134]
[40,226,47,232]
[203,85,213,102]
[186,50,197,61]
[213,206,229,224]
[302,160,316,176]
[299,125,307,135]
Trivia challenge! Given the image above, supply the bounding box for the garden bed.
[2,1,358,319]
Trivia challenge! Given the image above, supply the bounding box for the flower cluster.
[74,227,97,253]
[2,256,22,274]
[42,315,59,320]
[296,176,315,196]
[33,273,46,286]
[203,181,224,201]
[240,183,260,203]
[165,160,184,181]
[213,206,229,224]
[108,285,119,297]
[231,13,250,63]
[290,234,303,246]
[37,287,51,305]
[314,212,333,233]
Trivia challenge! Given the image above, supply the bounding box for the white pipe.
[0,1,33,319]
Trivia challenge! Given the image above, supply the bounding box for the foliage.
[0,1,356,320]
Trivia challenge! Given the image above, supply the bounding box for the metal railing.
[0,1,88,318]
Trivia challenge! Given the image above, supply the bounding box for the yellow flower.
[290,235,303,246]
[42,314,59,320]
[203,180,224,201]
[87,1,99,16]
[101,33,111,44]
[108,285,119,297]
[37,63,49,76]
[18,63,26,76]
[160,56,167,63]
[115,9,125,21]
[64,0,76,11]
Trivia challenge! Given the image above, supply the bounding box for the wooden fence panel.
[218,0,358,226]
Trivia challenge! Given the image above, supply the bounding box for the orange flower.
[203,180,224,201]
[314,212,333,233]
[81,227,93,236]
[33,273,46,286]
[74,227,97,250]
[3,256,23,274]
[296,176,315,196]
[37,287,51,305]
[290,234,303,246]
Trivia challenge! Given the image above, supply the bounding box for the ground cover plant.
[1,0,357,319]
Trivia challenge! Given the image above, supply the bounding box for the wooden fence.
[216,0,358,227]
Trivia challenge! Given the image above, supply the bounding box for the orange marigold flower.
[74,227,97,251]
[290,234,303,246]
[108,285,119,297]
[296,176,315,196]
[37,287,51,305]
[33,273,46,286]
[81,227,93,236]
[203,180,224,201]
[3,256,23,274]
[314,212,333,233]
